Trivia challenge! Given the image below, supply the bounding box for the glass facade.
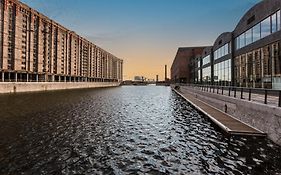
[235,42,281,89]
[202,66,211,83]
[235,10,281,50]
[193,8,281,89]
[214,43,231,60]
[214,59,232,86]
[202,55,210,66]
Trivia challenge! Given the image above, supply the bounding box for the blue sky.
[21,0,261,80]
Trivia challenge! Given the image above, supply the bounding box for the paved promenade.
[183,85,280,108]
[174,88,266,136]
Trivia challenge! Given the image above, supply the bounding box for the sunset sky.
[21,0,260,80]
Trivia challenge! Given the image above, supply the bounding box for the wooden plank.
[173,88,266,137]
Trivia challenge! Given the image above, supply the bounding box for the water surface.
[0,86,281,174]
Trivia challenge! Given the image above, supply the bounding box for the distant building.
[171,47,208,83]
[0,0,123,83]
[134,76,143,81]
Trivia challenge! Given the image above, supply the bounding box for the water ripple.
[0,86,281,174]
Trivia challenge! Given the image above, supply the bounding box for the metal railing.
[178,83,281,108]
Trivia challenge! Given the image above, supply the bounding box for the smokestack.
[165,65,167,81]
[156,75,159,83]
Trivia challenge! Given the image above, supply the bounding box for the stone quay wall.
[0,82,120,94]
[179,86,281,146]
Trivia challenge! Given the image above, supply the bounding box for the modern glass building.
[194,0,281,90]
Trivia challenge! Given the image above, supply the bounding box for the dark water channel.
[0,86,281,175]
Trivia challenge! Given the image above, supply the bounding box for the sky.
[21,0,261,80]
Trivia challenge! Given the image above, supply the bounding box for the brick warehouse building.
[171,47,208,83]
[0,0,123,82]
[172,0,281,90]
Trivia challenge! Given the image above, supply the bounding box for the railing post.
[241,88,244,99]
[222,87,224,95]
[278,91,281,107]
[234,87,237,98]
[228,87,231,96]
[265,90,268,104]
[217,86,219,94]
[248,88,251,101]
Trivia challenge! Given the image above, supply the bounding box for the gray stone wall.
[180,86,281,146]
[0,82,120,94]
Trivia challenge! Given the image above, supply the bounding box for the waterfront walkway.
[173,88,266,137]
[186,85,281,108]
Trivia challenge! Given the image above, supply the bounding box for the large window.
[202,55,210,66]
[276,10,281,31]
[261,16,271,38]
[235,10,281,50]
[202,66,211,83]
[253,23,261,42]
[245,28,253,45]
[214,59,232,86]
[234,42,280,89]
[272,12,277,33]
[214,42,230,60]
[239,33,245,48]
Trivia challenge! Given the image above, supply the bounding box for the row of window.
[214,59,232,83]
[202,66,211,82]
[214,42,231,60]
[235,10,281,50]
[198,60,232,83]
[202,55,210,66]
[234,42,281,89]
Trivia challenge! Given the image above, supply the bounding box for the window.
[261,16,271,38]
[236,37,240,50]
[214,43,230,61]
[202,66,211,83]
[225,43,229,55]
[214,50,217,60]
[253,23,261,42]
[202,55,210,66]
[239,33,245,48]
[236,10,281,51]
[276,10,280,31]
[272,12,277,33]
[214,59,231,85]
[245,28,253,45]
[197,70,201,82]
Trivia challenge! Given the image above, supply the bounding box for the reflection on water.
[0,86,281,174]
